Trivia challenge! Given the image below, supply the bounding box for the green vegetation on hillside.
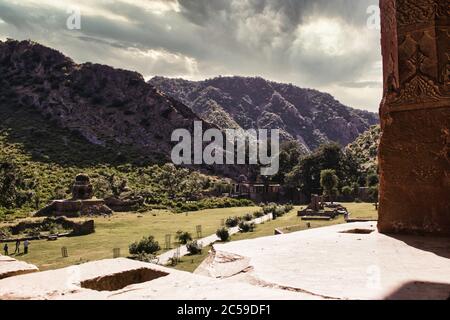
[0,103,244,220]
[346,125,380,174]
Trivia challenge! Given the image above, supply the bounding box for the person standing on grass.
[14,240,20,254]
[3,243,8,256]
[24,240,29,254]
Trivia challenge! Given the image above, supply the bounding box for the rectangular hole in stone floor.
[340,229,374,235]
[80,268,169,291]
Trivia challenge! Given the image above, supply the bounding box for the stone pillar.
[378,0,450,235]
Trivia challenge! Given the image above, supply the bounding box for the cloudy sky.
[0,0,382,112]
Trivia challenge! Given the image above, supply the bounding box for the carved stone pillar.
[378,0,450,235]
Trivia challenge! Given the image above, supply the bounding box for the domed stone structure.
[35,174,112,217]
[72,174,94,200]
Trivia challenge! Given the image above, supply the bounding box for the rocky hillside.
[345,125,380,174]
[150,76,379,152]
[0,39,205,163]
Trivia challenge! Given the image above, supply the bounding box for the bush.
[132,252,158,263]
[263,203,277,214]
[129,235,161,255]
[216,227,230,242]
[238,221,255,233]
[368,186,379,203]
[253,210,265,218]
[285,204,294,212]
[242,213,253,221]
[273,206,287,219]
[175,230,193,244]
[341,186,354,201]
[366,173,379,187]
[186,240,203,255]
[225,216,240,228]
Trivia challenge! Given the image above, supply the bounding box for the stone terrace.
[195,222,450,300]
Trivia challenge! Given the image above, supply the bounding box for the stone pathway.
[157,213,273,265]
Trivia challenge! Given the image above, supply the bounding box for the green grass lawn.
[171,202,378,272]
[8,203,377,272]
[231,202,378,241]
[171,245,214,273]
[9,207,260,271]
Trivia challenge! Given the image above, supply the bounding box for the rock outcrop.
[194,222,450,300]
[0,255,39,280]
[0,258,315,300]
[150,76,379,151]
[0,39,203,162]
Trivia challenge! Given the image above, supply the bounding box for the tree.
[341,186,354,202]
[273,141,307,183]
[129,235,160,255]
[175,231,193,244]
[320,169,339,203]
[367,173,379,187]
[180,171,207,200]
[0,161,35,209]
[368,186,379,203]
[216,227,230,242]
[155,163,188,199]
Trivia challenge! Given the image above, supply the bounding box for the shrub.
[263,203,277,214]
[225,216,240,228]
[186,240,203,255]
[216,227,230,242]
[239,221,255,233]
[273,206,287,219]
[132,252,158,263]
[368,186,379,203]
[253,210,265,218]
[341,186,354,201]
[176,230,193,244]
[129,235,161,255]
[366,173,379,187]
[242,213,253,221]
[0,227,12,239]
[285,204,294,212]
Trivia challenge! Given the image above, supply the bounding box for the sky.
[0,0,382,112]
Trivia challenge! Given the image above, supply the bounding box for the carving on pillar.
[391,46,443,105]
[442,53,450,85]
[382,0,450,112]
[380,0,399,98]
[396,0,439,26]
[379,0,450,236]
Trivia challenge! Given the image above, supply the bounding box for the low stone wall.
[104,197,144,212]
[35,199,112,217]
[0,255,39,280]
[1,217,95,242]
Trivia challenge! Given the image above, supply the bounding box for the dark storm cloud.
[0,0,382,110]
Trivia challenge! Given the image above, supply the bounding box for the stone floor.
[195,222,450,300]
[1,222,449,300]
[0,255,39,280]
[0,258,318,300]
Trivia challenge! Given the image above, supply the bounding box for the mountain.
[150,76,379,152]
[345,125,380,174]
[0,39,204,164]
